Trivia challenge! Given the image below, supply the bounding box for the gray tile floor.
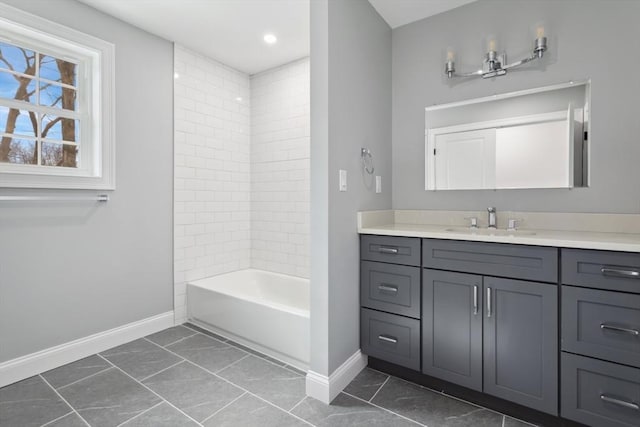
[0,324,535,427]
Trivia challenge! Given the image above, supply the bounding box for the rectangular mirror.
[425,81,590,190]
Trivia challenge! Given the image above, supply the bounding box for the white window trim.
[0,3,115,190]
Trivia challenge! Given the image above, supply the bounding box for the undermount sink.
[444,227,537,236]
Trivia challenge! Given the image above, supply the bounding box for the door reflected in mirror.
[425,81,590,191]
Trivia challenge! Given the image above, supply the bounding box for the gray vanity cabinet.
[422,269,483,391]
[560,248,640,427]
[360,235,422,371]
[422,271,558,414]
[421,239,558,415]
[483,277,558,415]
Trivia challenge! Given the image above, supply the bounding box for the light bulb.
[488,39,497,52]
[263,33,277,44]
[536,26,545,39]
[446,50,455,62]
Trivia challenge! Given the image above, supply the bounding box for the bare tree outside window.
[0,41,78,168]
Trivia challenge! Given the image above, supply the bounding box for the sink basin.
[444,227,537,236]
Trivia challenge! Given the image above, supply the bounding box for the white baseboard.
[305,350,368,404]
[0,311,174,388]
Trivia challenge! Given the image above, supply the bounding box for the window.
[0,4,115,189]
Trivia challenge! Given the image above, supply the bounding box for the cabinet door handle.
[601,323,639,336]
[473,285,478,315]
[601,267,640,279]
[378,284,398,293]
[486,287,492,318]
[378,335,398,344]
[600,394,640,411]
[378,246,399,254]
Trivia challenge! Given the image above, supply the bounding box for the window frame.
[0,3,115,190]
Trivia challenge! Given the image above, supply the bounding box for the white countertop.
[358,223,640,253]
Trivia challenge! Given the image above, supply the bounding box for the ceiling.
[76,0,310,75]
[76,0,476,75]
[368,0,477,29]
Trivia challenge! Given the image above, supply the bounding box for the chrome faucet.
[487,207,497,229]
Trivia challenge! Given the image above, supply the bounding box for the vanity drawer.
[361,308,420,371]
[422,239,558,283]
[562,353,640,427]
[562,286,640,368]
[562,249,640,294]
[360,235,421,267]
[361,261,420,319]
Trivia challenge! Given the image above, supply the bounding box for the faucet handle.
[507,218,522,231]
[487,207,496,213]
[464,216,478,229]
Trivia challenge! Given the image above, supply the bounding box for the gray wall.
[0,0,173,362]
[310,0,392,376]
[393,0,640,213]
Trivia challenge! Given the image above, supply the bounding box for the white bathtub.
[187,269,310,370]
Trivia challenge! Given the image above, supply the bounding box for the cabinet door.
[422,269,483,391]
[483,277,558,415]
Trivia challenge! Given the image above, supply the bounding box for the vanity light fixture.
[445,27,548,79]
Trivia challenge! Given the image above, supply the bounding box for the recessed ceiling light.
[263,33,277,44]
[173,72,179,79]
[236,97,243,102]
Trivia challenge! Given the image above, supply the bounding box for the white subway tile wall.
[174,46,251,323]
[250,58,310,279]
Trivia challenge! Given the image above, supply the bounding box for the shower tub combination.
[187,269,310,370]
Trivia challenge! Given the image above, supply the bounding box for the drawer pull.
[378,284,398,293]
[601,267,640,279]
[600,323,640,336]
[377,334,398,344]
[486,287,492,318]
[378,247,399,254]
[473,285,478,315]
[600,394,640,411]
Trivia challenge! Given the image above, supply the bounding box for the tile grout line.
[138,359,185,383]
[157,331,199,347]
[367,375,390,403]
[114,401,164,427]
[178,327,229,345]
[208,372,315,427]
[214,354,250,373]
[287,395,308,414]
[38,375,91,427]
[182,323,227,342]
[39,410,74,427]
[146,342,315,427]
[56,366,114,391]
[377,375,535,426]
[170,325,307,377]
[141,337,250,374]
[438,388,509,419]
[390,372,500,414]
[342,391,427,427]
[96,355,204,427]
[200,391,247,424]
